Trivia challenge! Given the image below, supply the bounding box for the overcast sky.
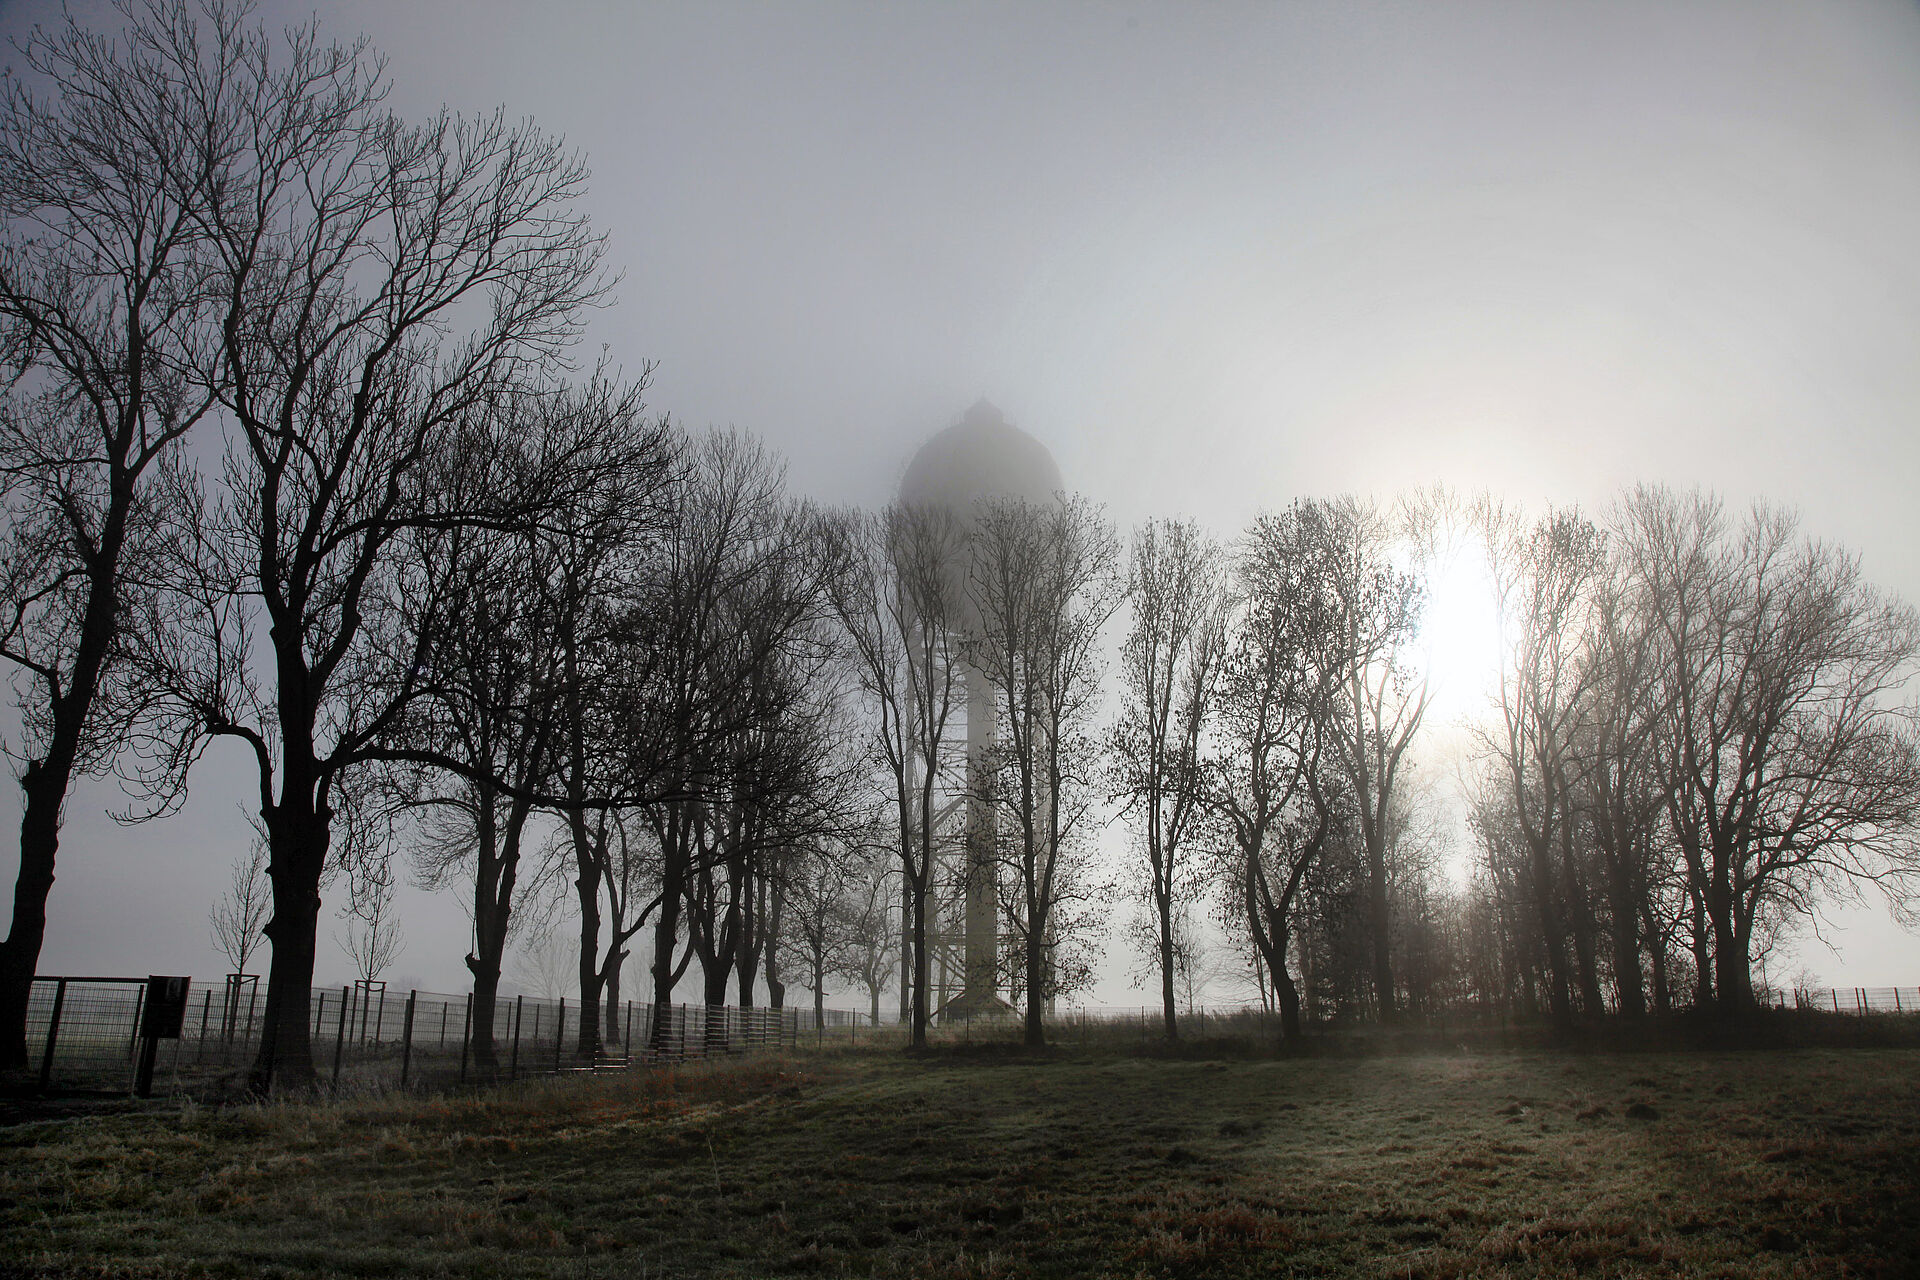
[3,0,1918,1001]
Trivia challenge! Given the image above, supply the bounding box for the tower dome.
[898,399,1061,518]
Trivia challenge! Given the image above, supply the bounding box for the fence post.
[399,991,417,1090]
[126,983,146,1063]
[624,1001,634,1062]
[196,988,212,1065]
[554,998,566,1073]
[38,979,68,1090]
[332,985,349,1085]
[510,994,524,1079]
[458,993,473,1085]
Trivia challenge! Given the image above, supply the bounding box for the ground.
[2,1042,1916,1277]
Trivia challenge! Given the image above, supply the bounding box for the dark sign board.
[140,975,191,1039]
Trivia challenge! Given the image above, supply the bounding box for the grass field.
[2,1041,1917,1278]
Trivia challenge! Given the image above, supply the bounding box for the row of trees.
[1466,490,1920,1029]
[6,4,1917,1089]
[1103,488,1920,1041]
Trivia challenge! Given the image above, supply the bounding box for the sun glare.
[1414,541,1505,728]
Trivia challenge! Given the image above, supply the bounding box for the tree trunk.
[1274,959,1302,1041]
[249,799,330,1092]
[649,886,683,1052]
[1643,904,1670,1015]
[1710,893,1752,1013]
[1156,871,1179,1042]
[1525,837,1576,1033]
[573,863,603,1060]
[1365,830,1395,1022]
[0,762,68,1071]
[602,950,623,1047]
[465,790,513,1076]
[1608,870,1647,1019]
[910,871,929,1048]
[1569,895,1607,1018]
[1688,887,1714,1008]
[1024,940,1046,1049]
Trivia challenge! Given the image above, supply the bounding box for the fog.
[3,0,1917,1000]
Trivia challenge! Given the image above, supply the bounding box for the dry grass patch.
[1,1047,1916,1277]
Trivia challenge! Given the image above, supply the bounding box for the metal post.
[554,998,566,1072]
[127,984,146,1062]
[1832,989,1840,1012]
[133,1033,160,1099]
[374,985,388,1044]
[39,979,68,1090]
[399,992,417,1089]
[196,989,212,1065]
[458,993,473,1085]
[624,1001,633,1062]
[510,995,524,1078]
[440,1001,448,1047]
[332,985,349,1085]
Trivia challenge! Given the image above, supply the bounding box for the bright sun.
[1412,541,1505,728]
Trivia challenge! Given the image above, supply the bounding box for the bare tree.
[142,7,609,1087]
[1313,497,1427,1021]
[1621,489,1920,1010]
[822,503,967,1048]
[967,495,1123,1047]
[1477,502,1607,1032]
[1111,518,1228,1041]
[210,835,270,975]
[1572,533,1670,1018]
[837,859,900,1026]
[631,432,831,1053]
[399,375,669,1072]
[1206,504,1348,1040]
[338,869,405,988]
[0,0,231,1070]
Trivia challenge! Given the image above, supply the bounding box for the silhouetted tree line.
[5,3,1918,1086]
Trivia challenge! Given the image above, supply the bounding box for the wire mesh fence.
[24,975,848,1097]
[1792,986,1920,1015]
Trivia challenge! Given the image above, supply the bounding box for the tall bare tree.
[399,375,668,1071]
[1112,518,1228,1041]
[0,0,233,1070]
[968,495,1122,1048]
[823,503,967,1048]
[1478,502,1607,1031]
[1313,497,1427,1021]
[630,433,828,1052]
[1206,504,1348,1040]
[144,10,608,1087]
[1621,489,1920,1010]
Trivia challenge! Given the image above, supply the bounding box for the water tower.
[898,400,1062,1020]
